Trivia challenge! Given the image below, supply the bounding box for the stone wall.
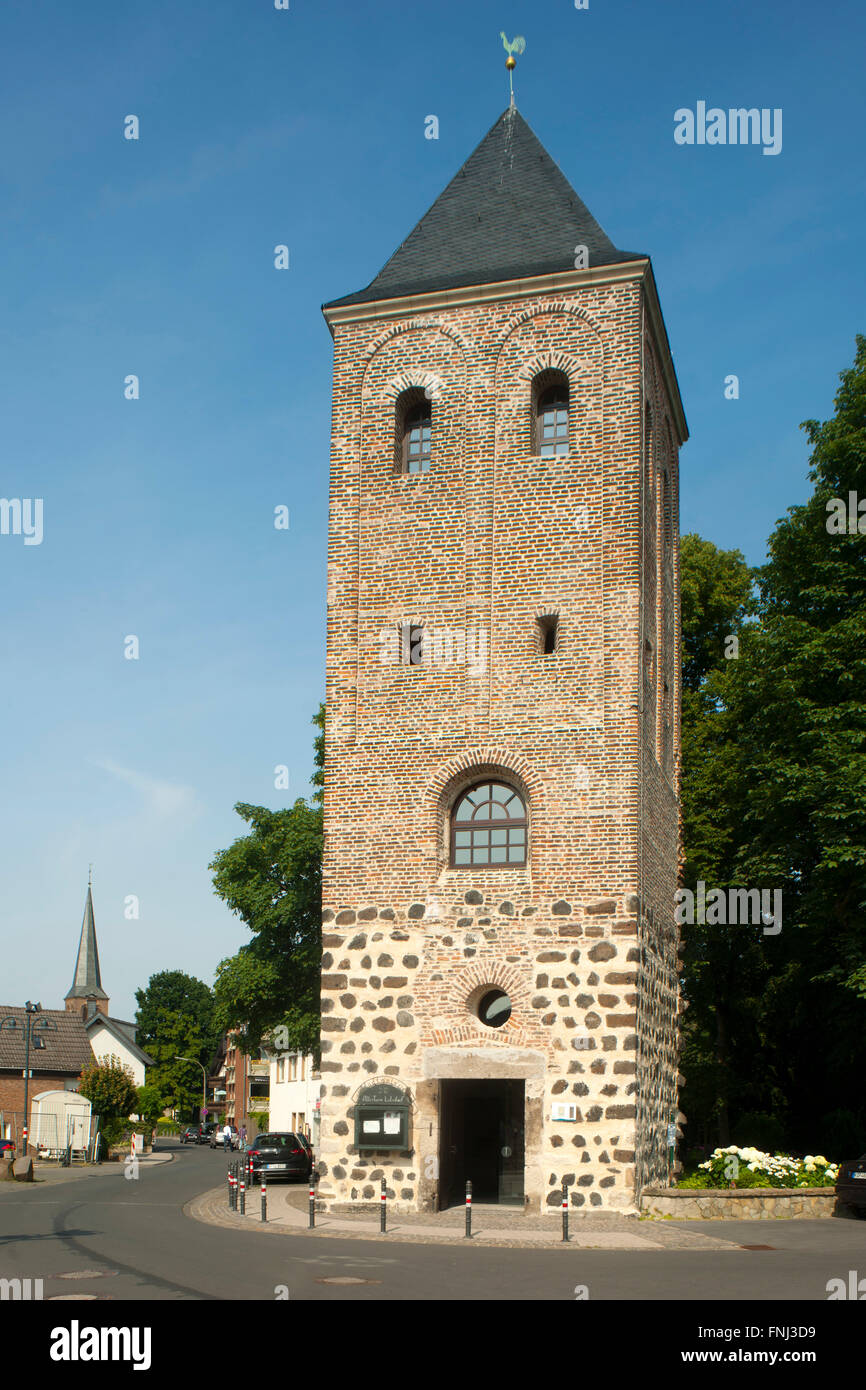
[641,1187,838,1219]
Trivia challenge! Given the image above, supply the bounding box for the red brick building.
[316,105,685,1214]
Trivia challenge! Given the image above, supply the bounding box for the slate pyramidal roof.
[323,105,648,312]
[65,885,109,1003]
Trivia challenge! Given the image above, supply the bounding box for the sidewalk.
[187,1182,742,1251]
[0,1150,173,1189]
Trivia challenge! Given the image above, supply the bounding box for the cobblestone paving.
[187,1184,741,1251]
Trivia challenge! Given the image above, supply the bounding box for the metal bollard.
[239,1165,246,1216]
[380,1177,387,1234]
[465,1179,472,1238]
[227,1164,234,1210]
[309,1168,316,1228]
[561,1179,570,1242]
[260,1171,267,1223]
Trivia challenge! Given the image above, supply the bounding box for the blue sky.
[1,0,863,1020]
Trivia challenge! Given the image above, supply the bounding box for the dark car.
[297,1132,315,1166]
[180,1126,201,1144]
[247,1132,312,1183]
[200,1124,217,1145]
[835,1154,866,1217]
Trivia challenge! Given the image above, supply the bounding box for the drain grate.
[314,1276,382,1285]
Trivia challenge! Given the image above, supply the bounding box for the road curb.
[184,1187,740,1251]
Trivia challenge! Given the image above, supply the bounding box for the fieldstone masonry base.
[641,1187,838,1219]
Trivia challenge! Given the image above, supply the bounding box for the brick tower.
[318,106,686,1215]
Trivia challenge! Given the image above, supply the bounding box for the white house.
[269,1051,321,1150]
[87,1014,151,1089]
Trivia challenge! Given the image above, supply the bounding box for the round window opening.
[477,989,512,1029]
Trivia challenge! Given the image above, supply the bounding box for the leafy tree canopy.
[144,1009,207,1122]
[134,970,217,1069]
[210,706,323,1058]
[79,1055,138,1122]
[135,1082,166,1128]
[679,338,866,1154]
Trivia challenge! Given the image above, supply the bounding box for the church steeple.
[64,880,110,1015]
[323,106,646,312]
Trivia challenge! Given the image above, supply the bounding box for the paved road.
[0,1142,863,1301]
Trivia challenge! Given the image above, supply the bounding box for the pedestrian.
[240,1125,247,1151]
[222,1121,232,1152]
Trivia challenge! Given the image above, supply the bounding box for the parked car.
[297,1132,315,1166]
[246,1132,312,1182]
[180,1126,201,1144]
[200,1124,217,1145]
[209,1125,239,1150]
[835,1153,866,1217]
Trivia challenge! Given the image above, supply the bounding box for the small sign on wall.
[552,1103,578,1123]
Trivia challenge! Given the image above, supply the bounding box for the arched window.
[532,370,569,456]
[394,388,431,474]
[450,781,527,867]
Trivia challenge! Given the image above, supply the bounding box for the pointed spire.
[65,880,109,1003]
[324,107,646,311]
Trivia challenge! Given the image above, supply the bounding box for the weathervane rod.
[500,31,526,108]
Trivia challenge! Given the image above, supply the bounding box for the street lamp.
[0,1003,57,1156]
[177,1057,207,1126]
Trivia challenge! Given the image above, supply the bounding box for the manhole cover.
[56,1270,117,1279]
[740,1245,776,1251]
[314,1276,382,1286]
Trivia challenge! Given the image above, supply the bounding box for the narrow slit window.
[537,614,558,655]
[399,622,426,666]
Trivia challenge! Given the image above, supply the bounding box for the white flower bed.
[695,1145,838,1188]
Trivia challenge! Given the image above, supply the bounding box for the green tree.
[679,338,866,1155]
[134,970,217,1069]
[678,535,760,1146]
[718,336,866,1152]
[79,1055,138,1146]
[210,706,324,1058]
[145,1010,206,1121]
[135,1082,166,1130]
